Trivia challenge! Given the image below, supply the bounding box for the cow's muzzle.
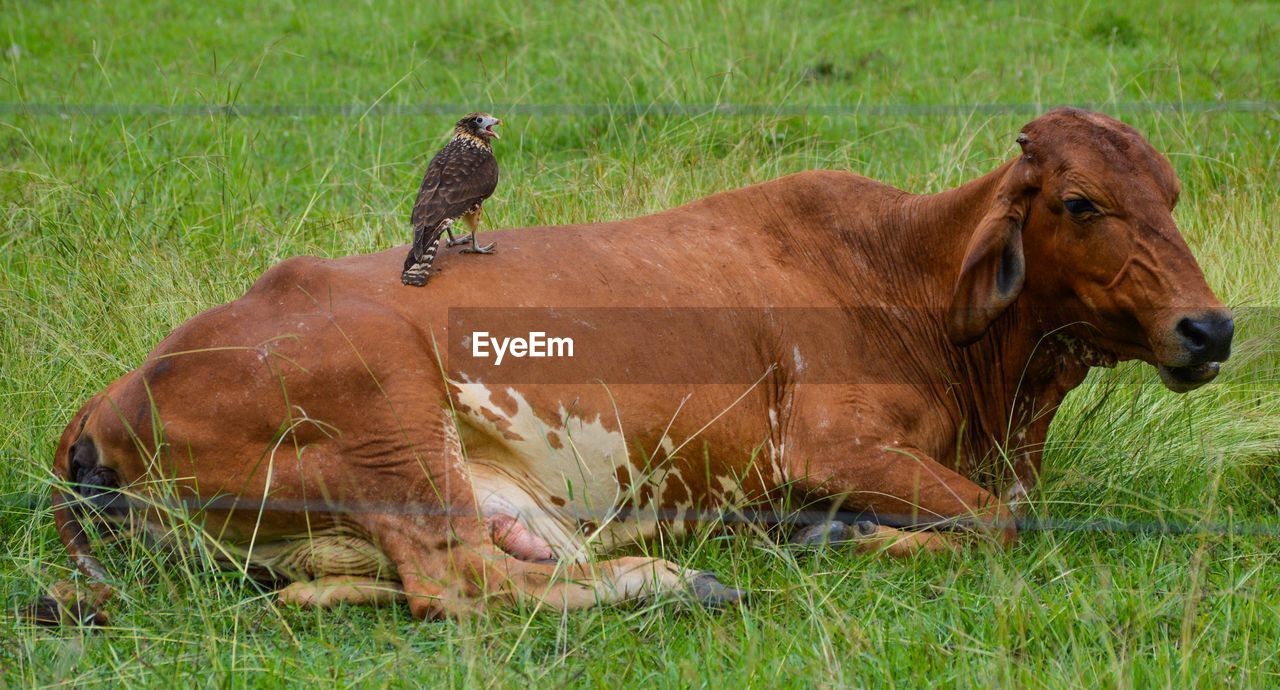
[1157,309,1234,392]
[1158,361,1221,392]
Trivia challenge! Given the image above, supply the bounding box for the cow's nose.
[1175,311,1234,363]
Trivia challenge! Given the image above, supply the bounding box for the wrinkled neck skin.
[848,163,1098,488]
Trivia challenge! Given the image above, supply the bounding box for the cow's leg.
[366,517,741,619]
[278,577,405,608]
[790,442,1017,556]
[28,398,121,626]
[475,553,742,611]
[322,377,738,618]
[791,519,960,556]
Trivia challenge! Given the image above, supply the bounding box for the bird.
[400,112,502,287]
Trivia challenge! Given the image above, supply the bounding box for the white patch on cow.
[645,464,694,535]
[1003,478,1030,517]
[445,379,798,560]
[450,379,686,560]
[763,401,792,485]
[764,438,784,485]
[441,416,465,476]
[1053,333,1115,368]
[792,345,806,373]
[714,474,745,504]
[1002,453,1038,518]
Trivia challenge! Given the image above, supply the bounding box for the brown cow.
[33,109,1232,624]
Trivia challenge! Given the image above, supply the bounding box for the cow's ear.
[945,154,1037,346]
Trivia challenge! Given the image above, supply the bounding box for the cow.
[32,109,1233,624]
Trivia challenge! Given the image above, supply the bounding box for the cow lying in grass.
[33,109,1232,624]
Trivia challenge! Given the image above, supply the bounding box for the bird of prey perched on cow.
[400,112,501,287]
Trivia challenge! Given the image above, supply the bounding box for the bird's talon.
[462,243,496,255]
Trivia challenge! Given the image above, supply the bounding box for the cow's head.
[946,108,1233,392]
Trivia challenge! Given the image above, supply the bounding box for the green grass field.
[3,0,1280,686]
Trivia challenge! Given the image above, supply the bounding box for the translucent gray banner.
[445,307,1273,385]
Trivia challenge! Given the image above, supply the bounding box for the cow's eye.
[1063,197,1099,216]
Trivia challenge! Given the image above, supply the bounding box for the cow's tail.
[26,398,116,626]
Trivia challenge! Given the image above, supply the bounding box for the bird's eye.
[1063,197,1099,216]
[474,117,483,123]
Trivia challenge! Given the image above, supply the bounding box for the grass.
[2,0,1280,686]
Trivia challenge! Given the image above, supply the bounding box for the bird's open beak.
[487,119,501,139]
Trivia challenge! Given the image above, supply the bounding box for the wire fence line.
[2,100,1277,119]
[2,493,1278,539]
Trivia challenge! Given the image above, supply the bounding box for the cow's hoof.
[851,520,879,537]
[687,572,746,608]
[791,520,878,547]
[791,520,850,546]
